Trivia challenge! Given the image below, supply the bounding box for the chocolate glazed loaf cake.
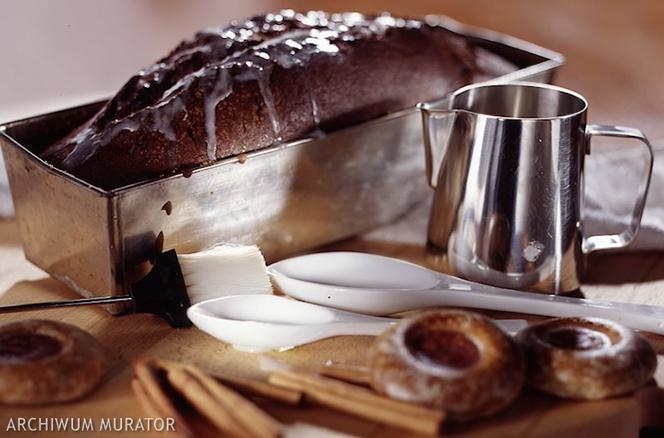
[42,10,516,189]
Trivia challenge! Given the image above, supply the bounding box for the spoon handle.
[334,318,524,337]
[333,321,394,337]
[432,280,664,334]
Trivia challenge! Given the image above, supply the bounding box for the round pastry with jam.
[368,309,525,421]
[0,319,105,404]
[516,316,656,400]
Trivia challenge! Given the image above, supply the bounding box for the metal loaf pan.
[0,16,563,309]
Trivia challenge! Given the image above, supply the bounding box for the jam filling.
[406,328,480,369]
[0,333,63,361]
[542,327,609,350]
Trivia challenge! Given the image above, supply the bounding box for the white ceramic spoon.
[187,295,526,352]
[267,252,664,335]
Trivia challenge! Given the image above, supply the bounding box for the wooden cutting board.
[0,219,662,437]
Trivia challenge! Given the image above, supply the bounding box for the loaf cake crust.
[42,10,516,189]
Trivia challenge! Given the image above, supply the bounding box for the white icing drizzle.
[302,73,320,128]
[310,91,321,127]
[63,118,140,167]
[139,45,212,77]
[151,97,185,141]
[183,26,346,144]
[234,65,281,142]
[203,68,232,160]
[255,71,281,143]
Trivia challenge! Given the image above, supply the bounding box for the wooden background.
[1,0,664,436]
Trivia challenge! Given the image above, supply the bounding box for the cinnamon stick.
[132,362,194,438]
[186,366,282,438]
[132,378,161,417]
[217,374,303,406]
[320,362,372,386]
[269,369,445,435]
[155,359,302,406]
[166,367,252,438]
[159,361,282,438]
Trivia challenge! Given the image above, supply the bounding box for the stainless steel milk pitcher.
[419,82,653,294]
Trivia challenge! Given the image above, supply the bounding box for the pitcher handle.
[418,103,457,189]
[582,124,654,253]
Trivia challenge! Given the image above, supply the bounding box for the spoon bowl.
[187,295,396,352]
[187,294,526,352]
[268,252,464,315]
[268,252,664,335]
[269,251,440,290]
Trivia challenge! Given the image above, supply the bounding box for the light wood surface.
[2,1,664,436]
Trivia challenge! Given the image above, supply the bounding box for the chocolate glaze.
[541,327,611,351]
[0,333,63,361]
[406,327,480,369]
[154,231,165,253]
[161,201,173,215]
[42,10,516,189]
